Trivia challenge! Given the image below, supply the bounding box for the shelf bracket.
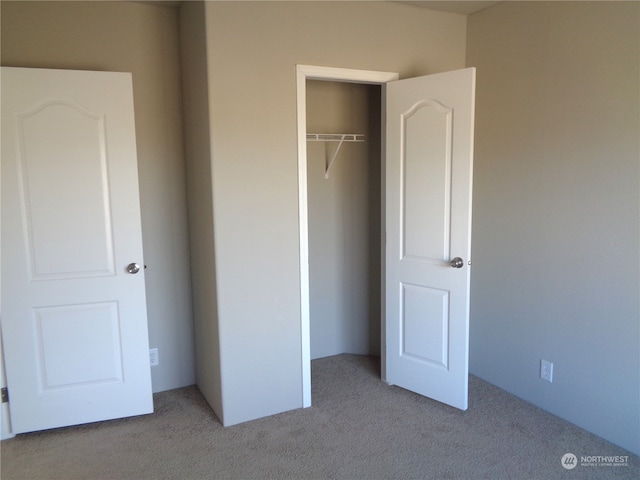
[324,135,347,179]
[306,133,365,179]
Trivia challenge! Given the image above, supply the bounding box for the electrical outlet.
[540,359,553,382]
[149,348,159,367]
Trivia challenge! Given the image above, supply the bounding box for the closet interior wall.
[306,80,382,360]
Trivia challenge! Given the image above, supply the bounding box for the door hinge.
[1,387,8,403]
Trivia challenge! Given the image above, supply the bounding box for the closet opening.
[305,79,383,387]
[297,65,399,407]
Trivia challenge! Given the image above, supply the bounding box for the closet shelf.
[306,133,366,179]
[306,133,365,142]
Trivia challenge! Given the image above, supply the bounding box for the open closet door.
[385,68,475,410]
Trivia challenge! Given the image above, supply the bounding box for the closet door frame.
[296,65,399,407]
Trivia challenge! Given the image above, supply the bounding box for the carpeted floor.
[1,354,638,479]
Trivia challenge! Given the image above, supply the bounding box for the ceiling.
[19,0,501,15]
[399,1,501,15]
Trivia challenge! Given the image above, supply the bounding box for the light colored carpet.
[1,354,638,479]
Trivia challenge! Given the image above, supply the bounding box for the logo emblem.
[562,453,578,470]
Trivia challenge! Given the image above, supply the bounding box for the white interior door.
[1,67,153,433]
[385,68,475,410]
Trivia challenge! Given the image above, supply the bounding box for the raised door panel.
[18,101,115,279]
[402,101,452,263]
[401,283,449,369]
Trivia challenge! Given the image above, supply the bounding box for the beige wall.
[307,81,381,360]
[178,1,223,419]
[1,1,195,394]
[467,1,640,455]
[201,0,467,425]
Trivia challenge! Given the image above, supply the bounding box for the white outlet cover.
[540,359,553,382]
[149,348,159,367]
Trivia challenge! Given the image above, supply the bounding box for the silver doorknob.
[127,263,141,274]
[450,257,464,268]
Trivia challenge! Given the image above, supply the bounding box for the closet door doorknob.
[450,257,464,268]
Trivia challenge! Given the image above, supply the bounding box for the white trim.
[298,64,399,85]
[296,65,399,407]
[296,66,311,407]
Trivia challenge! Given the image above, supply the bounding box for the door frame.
[296,65,399,407]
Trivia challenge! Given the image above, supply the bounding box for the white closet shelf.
[306,133,365,142]
[306,133,366,179]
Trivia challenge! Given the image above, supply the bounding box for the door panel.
[35,302,123,388]
[402,100,452,262]
[19,101,115,278]
[1,67,153,433]
[401,283,449,368]
[385,68,475,410]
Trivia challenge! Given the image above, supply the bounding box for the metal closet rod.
[306,133,366,178]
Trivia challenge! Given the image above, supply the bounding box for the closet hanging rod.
[306,133,365,142]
